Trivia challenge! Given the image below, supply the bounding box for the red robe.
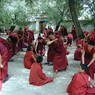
[36,40,46,55]
[71,27,77,40]
[60,26,68,37]
[0,42,8,81]
[67,72,95,95]
[64,44,70,55]
[0,37,11,60]
[83,44,95,79]
[28,30,34,45]
[74,48,82,61]
[17,30,24,49]
[9,33,19,55]
[29,63,53,86]
[53,40,68,71]
[47,42,56,62]
[24,51,35,69]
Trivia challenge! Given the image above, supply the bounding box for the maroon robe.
[9,33,19,55]
[29,63,53,86]
[71,26,77,40]
[53,40,68,71]
[0,37,11,60]
[28,30,34,45]
[67,72,95,95]
[74,48,82,61]
[0,42,8,81]
[47,42,56,62]
[83,44,95,79]
[60,26,68,37]
[17,30,24,49]
[36,40,46,55]
[24,51,35,69]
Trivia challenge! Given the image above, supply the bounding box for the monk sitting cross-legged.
[29,56,53,86]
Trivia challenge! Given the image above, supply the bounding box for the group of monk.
[0,24,95,95]
[68,28,95,95]
[0,26,34,89]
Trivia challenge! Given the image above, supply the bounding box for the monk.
[53,33,68,73]
[24,26,34,46]
[8,33,18,55]
[17,27,24,51]
[67,64,95,95]
[81,39,95,80]
[67,33,73,46]
[35,36,46,56]
[28,29,34,45]
[74,38,86,61]
[29,56,53,86]
[0,37,13,60]
[0,42,9,83]
[24,46,36,69]
[71,25,77,40]
[46,32,57,65]
[59,26,68,37]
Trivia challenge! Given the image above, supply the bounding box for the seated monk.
[24,46,36,69]
[67,64,95,95]
[29,56,53,86]
[74,46,82,61]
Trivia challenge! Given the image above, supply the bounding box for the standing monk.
[46,32,57,65]
[0,42,9,84]
[71,25,77,40]
[53,33,68,73]
[17,27,24,51]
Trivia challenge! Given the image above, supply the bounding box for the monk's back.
[29,63,43,84]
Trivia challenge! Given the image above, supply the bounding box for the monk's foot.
[3,74,10,83]
[20,49,24,51]
[53,70,58,78]
[58,68,67,72]
[9,59,14,62]
[44,62,53,66]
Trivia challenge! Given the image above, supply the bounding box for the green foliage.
[0,0,94,27]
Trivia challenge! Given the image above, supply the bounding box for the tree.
[68,0,84,38]
[81,0,95,27]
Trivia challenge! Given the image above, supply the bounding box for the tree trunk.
[55,19,62,31]
[68,0,84,38]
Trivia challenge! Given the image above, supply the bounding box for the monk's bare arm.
[88,53,95,67]
[81,48,85,64]
[0,54,3,68]
[47,39,57,45]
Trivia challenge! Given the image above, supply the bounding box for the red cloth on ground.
[29,63,53,86]
[67,72,95,95]
[24,51,35,69]
[53,40,68,71]
[0,42,8,81]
